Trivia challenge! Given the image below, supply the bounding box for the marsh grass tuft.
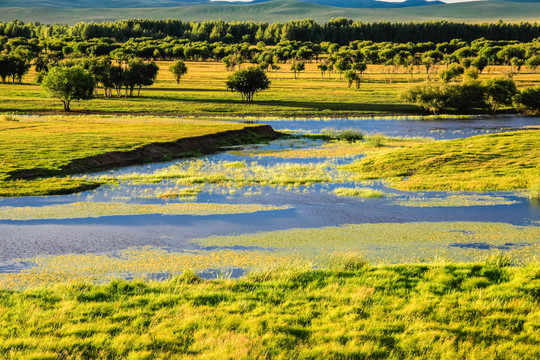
[365,133,387,147]
[333,187,387,198]
[1,114,18,122]
[321,127,364,142]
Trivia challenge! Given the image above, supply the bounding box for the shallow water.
[1,116,539,273]
[253,115,540,139]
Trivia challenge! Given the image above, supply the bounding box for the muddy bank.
[9,124,282,180]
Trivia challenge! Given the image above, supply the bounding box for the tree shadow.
[141,96,419,113]
[145,87,229,92]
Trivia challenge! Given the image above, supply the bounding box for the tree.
[471,56,488,73]
[334,58,350,80]
[515,87,540,114]
[482,77,518,113]
[41,66,95,111]
[344,70,362,89]
[317,63,327,80]
[226,67,270,102]
[526,55,540,73]
[290,60,305,80]
[169,60,188,85]
[439,63,464,83]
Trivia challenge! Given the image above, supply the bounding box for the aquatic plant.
[333,187,387,198]
[0,202,291,220]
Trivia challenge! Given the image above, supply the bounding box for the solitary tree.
[226,67,270,102]
[169,60,188,85]
[344,70,361,89]
[290,61,305,80]
[317,63,327,80]
[41,66,95,111]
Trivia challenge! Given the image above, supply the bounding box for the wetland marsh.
[0,115,538,287]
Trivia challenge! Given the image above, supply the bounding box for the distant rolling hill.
[0,0,539,24]
[0,0,443,9]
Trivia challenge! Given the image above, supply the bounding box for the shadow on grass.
[146,88,229,92]
[137,95,419,113]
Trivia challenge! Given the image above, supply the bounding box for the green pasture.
[347,128,540,192]
[0,257,539,359]
[3,62,540,118]
[0,115,262,196]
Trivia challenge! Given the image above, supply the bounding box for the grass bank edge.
[0,119,282,197]
[345,128,540,194]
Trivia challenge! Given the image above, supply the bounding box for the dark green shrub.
[515,87,540,114]
[482,77,518,112]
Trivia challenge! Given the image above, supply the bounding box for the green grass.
[345,129,540,192]
[193,221,540,264]
[0,202,291,220]
[0,259,539,359]
[1,1,540,24]
[3,62,540,119]
[0,61,419,117]
[0,115,264,196]
[333,186,386,198]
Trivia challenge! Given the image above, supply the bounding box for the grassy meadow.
[347,129,540,192]
[0,115,268,196]
[0,259,539,359]
[3,61,540,117]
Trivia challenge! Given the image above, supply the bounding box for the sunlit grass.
[0,115,265,196]
[231,136,429,159]
[0,258,538,359]
[194,222,540,264]
[87,159,354,188]
[333,187,387,198]
[0,202,291,220]
[346,129,540,191]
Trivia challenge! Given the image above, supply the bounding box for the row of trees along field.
[2,19,540,44]
[2,31,540,87]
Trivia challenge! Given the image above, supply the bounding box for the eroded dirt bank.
[9,124,281,180]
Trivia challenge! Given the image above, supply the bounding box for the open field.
[1,1,540,24]
[1,37,539,359]
[0,115,274,196]
[3,61,540,118]
[0,259,539,359]
[347,129,540,192]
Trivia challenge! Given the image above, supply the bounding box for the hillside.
[0,0,443,9]
[0,1,539,24]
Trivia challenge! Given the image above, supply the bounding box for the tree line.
[2,32,540,88]
[2,18,540,45]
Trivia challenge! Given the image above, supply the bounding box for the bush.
[482,77,518,113]
[515,87,540,114]
[401,82,447,114]
[444,81,487,112]
[321,128,363,142]
[403,79,519,114]
[439,63,464,82]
